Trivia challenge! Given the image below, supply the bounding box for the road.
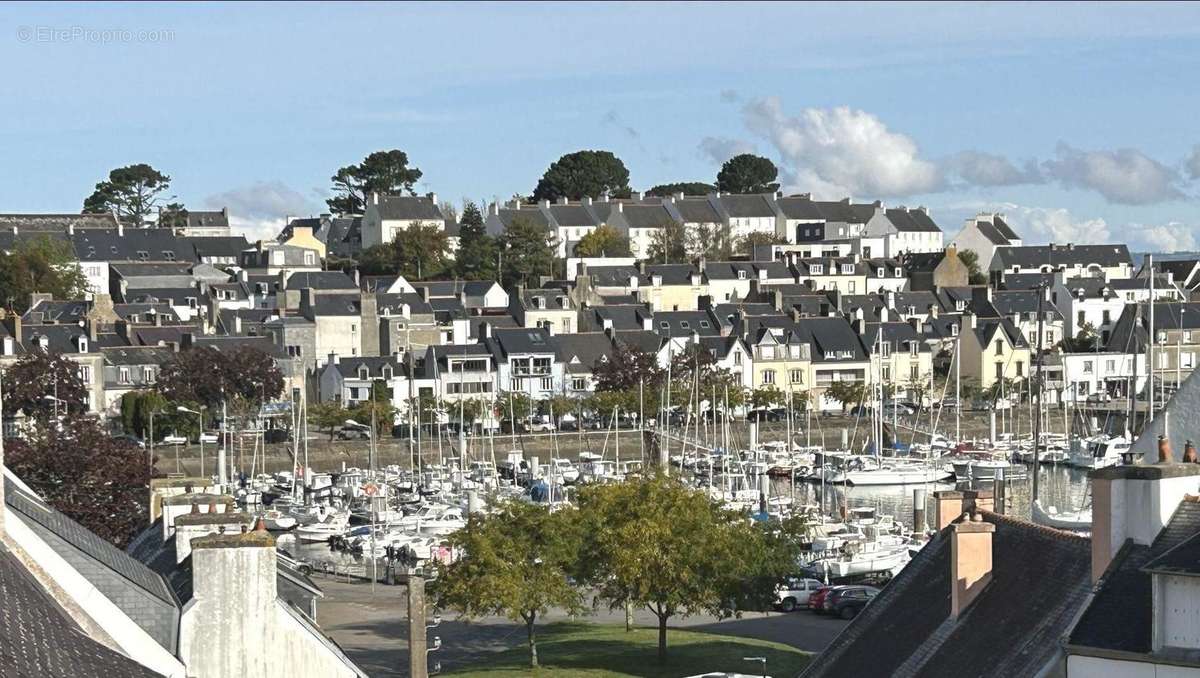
[313,576,848,677]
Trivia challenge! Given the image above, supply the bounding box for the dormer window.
[955,300,966,311]
[382,365,393,380]
[358,365,370,379]
[895,268,903,278]
[163,250,175,261]
[811,264,824,275]
[137,250,149,261]
[76,336,88,353]
[951,324,959,337]
[737,270,747,280]
[841,264,854,274]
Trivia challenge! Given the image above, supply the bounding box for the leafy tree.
[737,232,787,256]
[573,224,631,258]
[716,154,780,194]
[157,202,189,230]
[120,390,168,440]
[498,391,535,424]
[328,149,423,215]
[692,222,734,260]
[593,343,661,393]
[500,215,557,288]
[434,501,586,668]
[0,351,88,424]
[532,150,631,202]
[350,382,397,435]
[577,474,762,661]
[646,182,716,197]
[455,201,499,280]
[0,235,91,311]
[356,244,398,275]
[750,385,785,410]
[82,163,172,226]
[825,380,868,414]
[308,401,350,441]
[393,222,451,279]
[1061,322,1101,353]
[958,249,988,285]
[646,220,690,264]
[5,417,160,547]
[157,346,283,410]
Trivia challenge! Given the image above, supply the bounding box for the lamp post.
[177,406,205,477]
[743,656,767,678]
[42,394,65,423]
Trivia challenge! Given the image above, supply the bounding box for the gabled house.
[702,260,794,303]
[951,212,1021,270]
[636,264,706,312]
[992,243,1133,281]
[792,256,869,295]
[955,312,1032,391]
[861,320,934,401]
[900,246,970,291]
[866,206,944,257]
[361,193,450,249]
[317,354,407,410]
[554,332,617,395]
[511,287,577,335]
[279,215,362,259]
[417,342,496,404]
[487,327,562,399]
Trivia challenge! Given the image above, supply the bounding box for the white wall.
[1068,654,1200,677]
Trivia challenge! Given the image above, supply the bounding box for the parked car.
[161,434,187,445]
[524,416,556,433]
[198,432,219,444]
[823,585,880,619]
[112,434,145,449]
[747,407,787,423]
[1086,392,1112,404]
[937,397,960,410]
[775,576,826,612]
[336,426,371,441]
[808,585,835,613]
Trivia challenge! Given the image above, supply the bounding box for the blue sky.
[2,1,1199,249]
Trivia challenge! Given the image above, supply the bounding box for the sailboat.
[1031,500,1092,532]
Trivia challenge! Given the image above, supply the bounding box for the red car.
[808,585,834,613]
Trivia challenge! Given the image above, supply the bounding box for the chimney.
[372,192,380,206]
[631,191,642,201]
[1089,452,1200,582]
[951,513,995,619]
[188,522,278,675]
[479,321,492,339]
[540,199,550,210]
[117,222,124,237]
[965,311,976,330]
[420,285,430,303]
[174,510,254,563]
[329,352,339,365]
[616,202,623,213]
[160,493,233,542]
[934,490,965,530]
[429,192,438,206]
[582,196,592,206]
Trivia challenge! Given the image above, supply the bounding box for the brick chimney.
[951,514,995,619]
[934,490,965,530]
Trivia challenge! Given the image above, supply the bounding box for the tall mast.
[1031,283,1046,516]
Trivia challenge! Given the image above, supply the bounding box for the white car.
[198,432,219,444]
[161,434,187,445]
[776,576,826,612]
[525,417,557,433]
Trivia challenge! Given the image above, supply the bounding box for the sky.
[2,1,1199,250]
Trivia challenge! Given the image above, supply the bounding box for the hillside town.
[6,4,1200,678]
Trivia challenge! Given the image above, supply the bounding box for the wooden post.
[408,570,428,678]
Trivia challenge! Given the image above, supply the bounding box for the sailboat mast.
[1032,283,1046,515]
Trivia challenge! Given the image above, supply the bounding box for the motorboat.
[257,508,297,531]
[295,511,350,542]
[1068,434,1130,470]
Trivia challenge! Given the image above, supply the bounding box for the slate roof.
[893,291,940,314]
[863,321,932,353]
[122,287,201,306]
[885,207,941,232]
[376,292,433,316]
[612,329,664,354]
[1000,272,1057,290]
[804,511,1091,678]
[900,251,946,273]
[497,207,549,228]
[330,356,403,379]
[309,294,361,316]
[644,264,701,285]
[520,288,573,310]
[181,236,251,259]
[813,199,863,223]
[651,311,720,338]
[555,332,616,373]
[775,196,825,220]
[673,198,721,223]
[103,346,175,366]
[719,194,776,218]
[23,299,89,323]
[991,215,1019,240]
[974,316,1030,348]
[374,196,445,221]
[0,541,163,678]
[622,204,677,229]
[973,219,1013,246]
[589,305,653,331]
[582,265,641,287]
[548,204,598,227]
[111,262,195,278]
[1070,497,1200,654]
[71,229,197,263]
[0,212,122,231]
[285,271,357,290]
[994,244,1132,270]
[794,316,869,361]
[488,327,556,356]
[704,261,793,282]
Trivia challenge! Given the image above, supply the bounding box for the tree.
[0,351,88,424]
[958,249,988,285]
[455,201,499,280]
[157,346,283,410]
[308,401,349,441]
[532,150,631,202]
[120,390,168,440]
[825,380,868,414]
[392,222,450,280]
[750,385,785,410]
[573,224,631,258]
[157,202,189,230]
[691,222,733,260]
[1061,322,1102,353]
[500,215,557,288]
[593,343,661,393]
[737,232,787,256]
[434,501,586,668]
[82,163,172,226]
[5,417,159,547]
[327,149,423,215]
[646,182,715,198]
[646,220,690,264]
[356,244,398,275]
[716,154,780,194]
[350,382,397,436]
[578,474,762,661]
[0,235,91,311]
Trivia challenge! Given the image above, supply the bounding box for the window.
[540,377,552,390]
[1106,359,1116,372]
[349,387,363,400]
[951,324,959,337]
[995,340,1003,356]
[144,367,155,383]
[811,264,824,274]
[1016,361,1024,377]
[1185,353,1195,369]
[119,367,130,384]
[699,320,710,328]
[679,321,690,329]
[1187,331,1194,343]
[841,264,854,274]
[760,346,775,360]
[186,297,197,308]
[881,365,891,381]
[1077,310,1086,326]
[762,370,776,384]
[790,369,804,384]
[1083,361,1094,374]
[351,324,358,333]
[955,300,966,311]
[79,366,92,383]
[910,364,920,381]
[1045,331,1053,346]
[881,342,892,358]
[287,345,303,357]
[1028,331,1037,344]
[910,342,919,356]
[572,377,586,390]
[847,281,856,293]
[737,270,747,280]
[1102,310,1111,325]
[733,351,743,366]
[1158,352,1169,369]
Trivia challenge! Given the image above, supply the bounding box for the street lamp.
[743,656,767,678]
[177,406,205,477]
[42,394,65,421]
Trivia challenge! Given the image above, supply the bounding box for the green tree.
[646,182,716,197]
[737,232,787,256]
[308,401,350,441]
[82,163,172,226]
[6,417,160,547]
[646,220,690,264]
[958,249,988,285]
[692,222,734,260]
[716,154,780,194]
[356,244,398,275]
[0,351,88,424]
[327,149,423,215]
[1061,322,1101,352]
[157,346,283,410]
[500,215,557,288]
[434,501,586,668]
[577,474,761,662]
[120,390,168,440]
[157,202,189,230]
[750,384,785,410]
[392,222,450,279]
[573,224,631,258]
[532,150,631,202]
[0,236,91,311]
[825,380,868,414]
[455,201,499,280]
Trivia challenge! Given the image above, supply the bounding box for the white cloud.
[959,202,1111,245]
[1127,223,1198,253]
[741,97,941,199]
[1043,143,1183,205]
[943,150,1043,186]
[697,136,756,165]
[1187,145,1200,180]
[203,180,323,242]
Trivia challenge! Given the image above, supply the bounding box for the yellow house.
[955,312,1033,391]
[279,225,326,260]
[636,264,706,312]
[747,326,813,394]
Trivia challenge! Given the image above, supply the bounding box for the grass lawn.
[442,622,810,677]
